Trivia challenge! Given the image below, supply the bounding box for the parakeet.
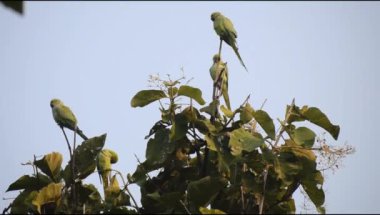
[211,12,248,71]
[96,149,119,189]
[50,99,88,140]
[210,54,231,110]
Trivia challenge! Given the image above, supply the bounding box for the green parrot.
[211,12,248,71]
[210,54,231,110]
[50,99,88,140]
[96,149,118,189]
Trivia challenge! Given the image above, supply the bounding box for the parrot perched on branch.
[50,99,88,140]
[210,54,231,110]
[96,149,119,189]
[211,11,248,71]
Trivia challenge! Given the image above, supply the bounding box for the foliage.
[2,12,354,215]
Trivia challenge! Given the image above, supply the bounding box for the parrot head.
[50,99,63,108]
[213,54,221,63]
[211,12,222,21]
[109,150,118,164]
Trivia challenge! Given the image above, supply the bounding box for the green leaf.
[10,190,38,214]
[253,110,275,140]
[205,134,217,151]
[131,90,167,107]
[146,129,175,168]
[199,207,226,214]
[194,119,219,135]
[292,127,316,148]
[177,85,206,105]
[170,113,188,142]
[301,107,340,140]
[200,100,219,118]
[220,105,233,118]
[32,183,62,214]
[63,134,106,184]
[187,176,228,208]
[34,152,63,182]
[1,1,23,15]
[229,128,264,156]
[146,191,184,212]
[301,177,325,209]
[6,175,51,192]
[240,103,254,123]
[268,199,296,214]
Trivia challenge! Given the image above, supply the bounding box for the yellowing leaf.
[199,207,226,214]
[32,183,62,214]
[34,152,63,182]
[220,105,233,118]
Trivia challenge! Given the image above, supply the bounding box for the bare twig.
[2,203,11,214]
[273,98,295,148]
[112,169,139,209]
[61,127,73,158]
[180,200,191,215]
[223,94,251,129]
[259,165,270,214]
[218,39,223,57]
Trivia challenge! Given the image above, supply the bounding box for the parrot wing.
[54,105,77,130]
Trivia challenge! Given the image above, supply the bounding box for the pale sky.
[1,2,379,213]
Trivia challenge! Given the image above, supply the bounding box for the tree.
[2,12,353,214]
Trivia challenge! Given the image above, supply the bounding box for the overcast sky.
[1,2,379,213]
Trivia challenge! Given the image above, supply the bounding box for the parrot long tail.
[223,89,231,111]
[231,43,248,72]
[77,127,88,140]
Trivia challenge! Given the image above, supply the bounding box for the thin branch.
[218,39,223,58]
[180,200,191,215]
[273,98,295,148]
[259,165,270,214]
[223,94,251,129]
[134,154,153,181]
[2,203,11,214]
[112,169,139,210]
[61,127,73,158]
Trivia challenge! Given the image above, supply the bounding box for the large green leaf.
[32,183,62,214]
[63,134,106,184]
[145,191,184,213]
[301,107,340,140]
[10,190,38,214]
[187,176,228,208]
[1,1,23,15]
[146,129,174,167]
[240,103,254,123]
[287,105,340,140]
[177,85,206,105]
[34,152,63,182]
[301,172,325,209]
[292,127,316,148]
[170,113,188,142]
[200,100,219,118]
[131,90,167,107]
[6,175,51,192]
[253,110,276,140]
[229,128,264,156]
